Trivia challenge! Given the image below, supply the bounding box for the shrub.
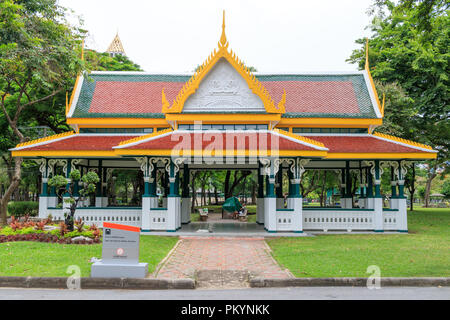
[8,201,39,217]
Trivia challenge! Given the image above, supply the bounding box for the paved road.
[0,287,448,300]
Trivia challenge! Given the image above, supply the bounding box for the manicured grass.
[0,236,178,277]
[267,208,450,278]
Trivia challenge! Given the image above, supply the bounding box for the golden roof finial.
[219,10,228,47]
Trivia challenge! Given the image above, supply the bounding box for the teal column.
[276,168,283,199]
[96,160,102,198]
[150,165,157,197]
[391,166,397,198]
[258,163,264,198]
[182,165,189,197]
[374,160,382,198]
[367,167,374,197]
[168,161,178,197]
[345,161,352,198]
[288,169,294,197]
[398,161,405,198]
[41,159,48,197]
[341,168,346,196]
[266,175,275,198]
[64,159,71,197]
[175,167,180,196]
[359,168,365,198]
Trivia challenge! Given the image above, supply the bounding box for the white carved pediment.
[183,58,265,113]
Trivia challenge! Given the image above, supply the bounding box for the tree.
[0,0,86,225]
[442,180,450,198]
[347,0,449,207]
[48,169,99,231]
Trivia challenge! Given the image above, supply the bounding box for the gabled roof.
[67,71,380,119]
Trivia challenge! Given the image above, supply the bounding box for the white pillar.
[374,197,383,232]
[167,197,180,232]
[397,198,408,232]
[264,197,277,232]
[95,197,107,208]
[181,198,191,224]
[256,198,265,224]
[38,196,48,219]
[141,197,151,231]
[287,197,303,233]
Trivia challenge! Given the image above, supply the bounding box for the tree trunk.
[0,157,23,225]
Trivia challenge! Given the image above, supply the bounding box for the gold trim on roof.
[273,128,327,149]
[162,11,286,115]
[117,128,174,147]
[373,132,434,151]
[14,131,75,149]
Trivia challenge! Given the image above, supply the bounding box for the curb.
[250,277,450,288]
[0,276,195,290]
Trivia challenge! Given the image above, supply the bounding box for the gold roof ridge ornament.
[365,38,383,117]
[162,11,286,114]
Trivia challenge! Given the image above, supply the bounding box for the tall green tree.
[0,0,87,224]
[347,0,449,207]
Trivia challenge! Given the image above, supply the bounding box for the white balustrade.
[45,207,142,227]
[149,208,168,230]
[382,210,399,230]
[303,209,375,231]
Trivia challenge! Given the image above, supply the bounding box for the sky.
[58,0,375,73]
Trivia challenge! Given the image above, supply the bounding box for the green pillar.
[276,168,283,198]
[96,160,102,198]
[367,167,374,197]
[391,166,397,198]
[64,159,71,197]
[374,160,382,198]
[266,175,275,197]
[150,165,157,197]
[41,159,48,197]
[258,163,264,198]
[398,161,405,198]
[345,161,352,197]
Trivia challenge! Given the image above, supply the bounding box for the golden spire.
[106,32,126,55]
[219,10,228,47]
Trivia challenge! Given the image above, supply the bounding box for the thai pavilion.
[11,13,437,233]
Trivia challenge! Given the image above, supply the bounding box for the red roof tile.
[263,81,360,114]
[305,135,425,153]
[21,135,137,151]
[89,81,184,114]
[123,132,319,152]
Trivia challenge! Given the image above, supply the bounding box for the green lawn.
[267,208,450,277]
[0,236,178,277]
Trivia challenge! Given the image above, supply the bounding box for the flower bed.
[0,216,102,245]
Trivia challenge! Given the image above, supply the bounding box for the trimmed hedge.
[7,201,39,217]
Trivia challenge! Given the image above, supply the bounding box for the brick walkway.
[154,237,292,280]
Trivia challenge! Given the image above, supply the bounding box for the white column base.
[390,198,399,210]
[374,197,383,232]
[256,198,264,224]
[38,196,49,219]
[264,197,277,232]
[141,197,152,231]
[47,196,58,208]
[397,198,408,232]
[162,197,168,208]
[167,197,181,232]
[95,197,107,208]
[288,197,303,232]
[366,197,374,209]
[340,197,352,209]
[181,197,191,224]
